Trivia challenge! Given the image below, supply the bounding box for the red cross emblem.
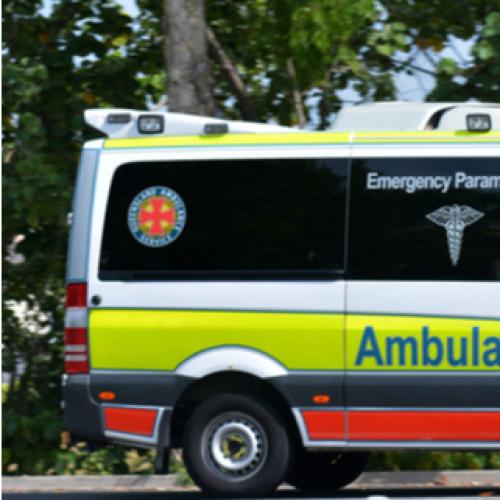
[139,196,176,236]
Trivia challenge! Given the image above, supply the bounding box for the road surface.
[3,487,500,499]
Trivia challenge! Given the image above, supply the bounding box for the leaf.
[377,44,395,56]
[483,12,500,37]
[475,40,494,61]
[110,34,130,47]
[38,32,50,45]
[416,38,443,52]
[81,91,97,105]
[437,57,458,75]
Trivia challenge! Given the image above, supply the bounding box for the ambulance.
[63,102,500,496]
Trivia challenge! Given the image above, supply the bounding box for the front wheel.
[182,393,292,497]
[287,450,370,492]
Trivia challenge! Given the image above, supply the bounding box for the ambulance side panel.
[66,136,500,450]
[343,146,500,446]
[66,147,100,283]
[64,145,103,441]
[85,146,350,447]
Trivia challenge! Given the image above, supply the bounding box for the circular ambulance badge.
[127,186,186,247]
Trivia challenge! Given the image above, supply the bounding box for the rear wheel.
[182,393,292,497]
[287,450,370,492]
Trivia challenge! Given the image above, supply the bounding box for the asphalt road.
[3,488,500,500]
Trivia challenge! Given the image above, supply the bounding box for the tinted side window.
[348,157,500,280]
[99,159,348,280]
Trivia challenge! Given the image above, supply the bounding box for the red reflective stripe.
[64,358,89,374]
[64,327,88,374]
[348,411,500,441]
[66,283,87,307]
[301,410,344,440]
[104,407,157,436]
[64,327,87,345]
[301,410,500,442]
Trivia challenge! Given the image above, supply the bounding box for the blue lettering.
[422,326,443,366]
[386,336,418,366]
[447,337,468,366]
[355,326,383,366]
[483,337,500,366]
[472,327,480,366]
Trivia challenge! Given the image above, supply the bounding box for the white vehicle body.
[63,103,500,496]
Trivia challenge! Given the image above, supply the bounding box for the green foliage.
[136,0,400,126]
[382,0,500,102]
[53,443,129,475]
[2,0,151,475]
[3,0,499,477]
[2,409,63,474]
[169,451,194,486]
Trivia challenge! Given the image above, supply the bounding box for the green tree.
[2,0,151,473]
[382,0,500,101]
[139,0,402,126]
[3,0,499,475]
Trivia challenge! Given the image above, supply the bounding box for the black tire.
[287,449,370,492]
[182,393,292,497]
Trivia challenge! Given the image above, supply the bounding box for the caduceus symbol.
[426,205,484,266]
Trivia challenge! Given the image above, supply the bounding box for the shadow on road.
[3,486,500,499]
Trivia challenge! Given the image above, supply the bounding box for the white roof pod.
[332,101,500,131]
[84,108,296,138]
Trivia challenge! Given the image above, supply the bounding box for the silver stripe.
[90,368,344,376]
[65,345,87,353]
[91,369,173,376]
[88,368,497,377]
[102,403,167,410]
[295,405,500,413]
[297,406,344,411]
[347,407,500,412]
[303,441,500,450]
[65,307,88,328]
[65,355,87,362]
[104,430,157,446]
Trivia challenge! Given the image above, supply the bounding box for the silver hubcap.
[203,412,267,481]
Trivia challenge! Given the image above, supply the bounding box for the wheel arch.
[175,345,288,379]
[169,370,301,448]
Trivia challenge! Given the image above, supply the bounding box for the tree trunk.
[206,26,258,121]
[163,0,215,116]
[286,58,306,128]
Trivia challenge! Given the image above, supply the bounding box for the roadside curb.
[3,470,500,493]
[2,474,188,493]
[349,470,500,489]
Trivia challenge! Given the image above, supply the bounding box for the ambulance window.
[99,158,348,280]
[348,157,500,280]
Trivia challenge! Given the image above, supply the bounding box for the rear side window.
[99,159,348,280]
[348,157,500,280]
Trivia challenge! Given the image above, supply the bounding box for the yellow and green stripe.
[89,309,499,372]
[104,130,500,150]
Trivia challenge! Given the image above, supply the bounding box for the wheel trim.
[203,412,268,481]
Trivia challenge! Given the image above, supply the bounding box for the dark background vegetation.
[3,0,500,475]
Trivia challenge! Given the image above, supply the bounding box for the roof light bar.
[204,123,229,135]
[138,114,164,134]
[106,113,131,124]
[466,114,491,132]
[84,108,295,138]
